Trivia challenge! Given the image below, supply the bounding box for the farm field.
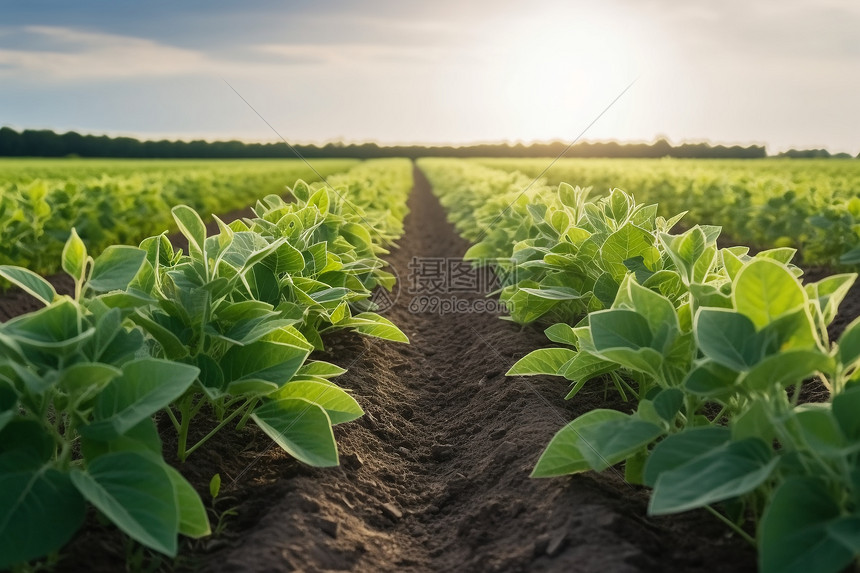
[474,157,860,267]
[0,158,358,275]
[8,156,860,571]
[4,163,759,572]
[5,1,860,571]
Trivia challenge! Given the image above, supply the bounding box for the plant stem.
[704,505,756,547]
[184,403,249,459]
[235,398,258,430]
[176,395,195,462]
[165,406,181,433]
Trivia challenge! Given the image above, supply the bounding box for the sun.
[464,7,642,141]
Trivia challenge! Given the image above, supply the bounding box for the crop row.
[0,158,358,276]
[474,157,860,266]
[420,157,860,573]
[0,158,411,569]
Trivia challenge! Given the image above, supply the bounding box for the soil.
[7,165,860,572]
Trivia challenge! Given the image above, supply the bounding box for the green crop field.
[421,157,860,572]
[474,158,860,266]
[0,158,358,275]
[4,153,860,572]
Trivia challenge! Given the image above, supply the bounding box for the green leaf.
[226,379,279,397]
[557,182,577,208]
[57,362,122,395]
[0,419,54,465]
[827,516,860,554]
[71,451,179,556]
[808,273,855,325]
[742,350,833,392]
[576,412,664,471]
[0,383,17,433]
[0,265,56,306]
[0,465,86,569]
[755,247,797,264]
[503,285,558,323]
[733,258,807,329]
[652,388,684,422]
[643,426,731,487]
[2,299,89,353]
[623,279,678,350]
[506,348,578,376]
[339,313,409,343]
[290,180,311,202]
[129,312,189,360]
[838,317,860,368]
[273,380,363,425]
[792,407,844,453]
[608,188,631,222]
[532,409,662,477]
[660,227,706,283]
[273,241,305,274]
[600,223,660,282]
[689,283,733,310]
[561,352,618,386]
[684,360,740,398]
[221,340,310,389]
[62,228,88,283]
[649,438,777,514]
[590,309,653,350]
[519,286,581,300]
[165,466,211,539]
[172,205,207,258]
[731,400,776,444]
[544,323,577,346]
[297,361,347,379]
[209,474,221,499]
[83,359,199,441]
[597,346,664,379]
[80,419,163,461]
[721,248,745,282]
[695,309,757,371]
[251,398,339,466]
[833,385,860,441]
[88,246,147,293]
[759,477,854,573]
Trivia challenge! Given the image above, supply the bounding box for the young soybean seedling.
[0,230,210,569]
[133,206,365,465]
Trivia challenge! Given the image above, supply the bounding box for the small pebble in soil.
[342,452,364,469]
[533,534,550,557]
[431,444,455,460]
[546,530,568,556]
[381,502,403,520]
[317,517,338,539]
[489,428,506,440]
[398,446,411,456]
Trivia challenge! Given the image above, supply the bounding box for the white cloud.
[0,26,218,80]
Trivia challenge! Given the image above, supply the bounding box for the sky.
[1,0,858,154]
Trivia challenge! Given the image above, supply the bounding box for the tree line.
[0,127,852,159]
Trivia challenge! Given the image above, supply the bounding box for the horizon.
[2,1,858,154]
[0,126,806,156]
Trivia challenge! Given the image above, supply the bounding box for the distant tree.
[778,148,832,158]
[0,126,842,160]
